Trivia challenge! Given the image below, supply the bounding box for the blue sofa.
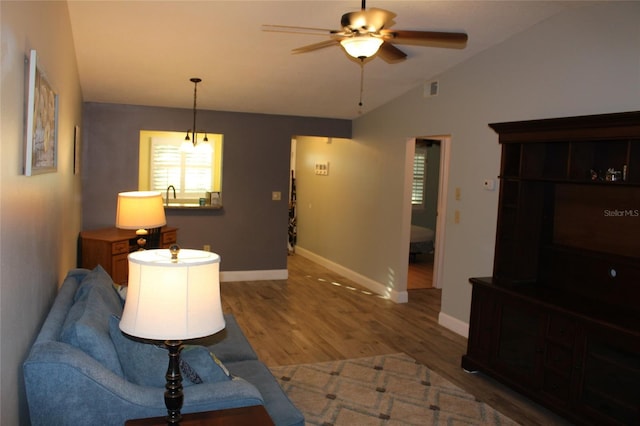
[23,266,304,426]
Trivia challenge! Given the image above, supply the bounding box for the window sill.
[164,203,223,210]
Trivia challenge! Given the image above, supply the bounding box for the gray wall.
[82,103,350,271]
[352,1,640,330]
[290,2,640,333]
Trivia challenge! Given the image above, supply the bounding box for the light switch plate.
[315,162,329,176]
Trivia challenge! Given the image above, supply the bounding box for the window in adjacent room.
[138,130,223,202]
[412,142,427,207]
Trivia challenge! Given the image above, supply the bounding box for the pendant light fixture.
[182,78,211,153]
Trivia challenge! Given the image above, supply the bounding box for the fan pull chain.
[358,59,365,114]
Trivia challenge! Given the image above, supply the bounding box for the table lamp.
[116,191,167,249]
[119,246,226,423]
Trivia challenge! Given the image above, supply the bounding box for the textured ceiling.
[67,1,581,119]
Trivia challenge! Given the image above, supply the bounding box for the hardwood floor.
[408,252,434,289]
[220,254,570,426]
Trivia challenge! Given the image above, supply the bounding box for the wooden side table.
[79,226,178,284]
[124,405,275,426]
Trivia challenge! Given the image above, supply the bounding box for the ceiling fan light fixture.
[340,36,383,59]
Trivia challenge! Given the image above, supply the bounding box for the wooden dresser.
[462,111,640,426]
[79,226,178,284]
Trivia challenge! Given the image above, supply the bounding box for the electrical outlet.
[455,187,461,201]
[454,210,460,224]
[272,191,281,201]
[203,244,211,252]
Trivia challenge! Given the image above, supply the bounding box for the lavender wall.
[82,102,350,271]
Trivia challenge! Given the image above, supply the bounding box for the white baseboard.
[438,312,469,338]
[295,247,408,303]
[220,269,288,282]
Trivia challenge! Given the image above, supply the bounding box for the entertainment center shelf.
[462,111,640,426]
[501,139,640,183]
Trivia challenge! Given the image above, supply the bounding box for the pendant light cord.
[192,80,198,144]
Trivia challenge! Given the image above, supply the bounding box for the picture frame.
[24,49,58,176]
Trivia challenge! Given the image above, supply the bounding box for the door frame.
[404,135,450,289]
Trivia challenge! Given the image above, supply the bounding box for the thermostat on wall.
[483,179,495,190]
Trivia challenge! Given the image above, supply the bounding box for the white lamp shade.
[116,191,167,230]
[340,36,384,58]
[120,249,225,340]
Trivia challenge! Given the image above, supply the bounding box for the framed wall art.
[24,49,58,176]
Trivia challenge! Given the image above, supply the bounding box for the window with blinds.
[149,137,215,199]
[138,131,223,200]
[412,145,427,206]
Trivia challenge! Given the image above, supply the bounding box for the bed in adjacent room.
[410,225,434,260]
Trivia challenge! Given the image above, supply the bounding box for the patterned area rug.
[269,353,518,426]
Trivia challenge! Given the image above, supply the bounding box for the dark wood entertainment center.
[462,111,639,425]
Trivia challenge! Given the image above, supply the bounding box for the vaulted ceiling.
[67,1,582,119]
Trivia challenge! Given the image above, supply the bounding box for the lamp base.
[164,340,184,424]
[136,229,148,250]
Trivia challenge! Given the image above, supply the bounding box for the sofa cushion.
[73,265,122,306]
[59,266,124,376]
[109,315,231,388]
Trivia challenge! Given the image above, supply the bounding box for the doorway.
[406,136,450,291]
[408,139,440,289]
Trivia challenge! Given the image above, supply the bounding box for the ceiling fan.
[263,0,468,63]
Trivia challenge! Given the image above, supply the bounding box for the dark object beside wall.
[463,111,640,426]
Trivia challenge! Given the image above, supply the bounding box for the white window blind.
[412,146,427,206]
[150,137,214,199]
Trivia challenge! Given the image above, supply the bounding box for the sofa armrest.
[182,378,263,412]
[24,341,263,426]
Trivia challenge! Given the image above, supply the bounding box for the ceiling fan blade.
[381,30,468,49]
[262,24,339,36]
[377,42,407,63]
[292,39,340,54]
